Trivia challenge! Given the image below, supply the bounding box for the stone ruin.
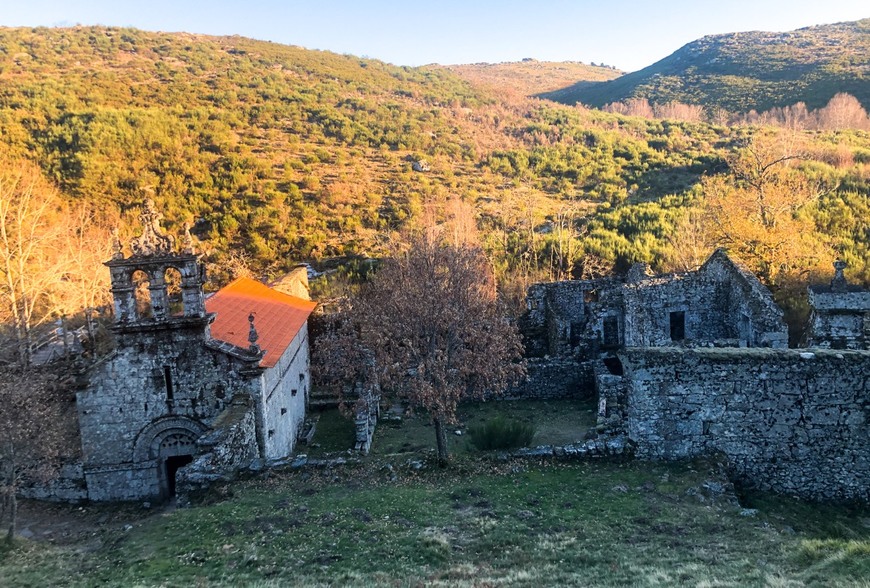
[516,251,870,502]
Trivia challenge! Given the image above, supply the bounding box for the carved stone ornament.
[248,312,261,354]
[130,199,175,257]
[182,222,196,254]
[111,228,124,259]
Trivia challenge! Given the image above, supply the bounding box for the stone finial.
[130,199,174,257]
[831,260,848,292]
[248,312,261,354]
[182,222,195,254]
[111,228,124,260]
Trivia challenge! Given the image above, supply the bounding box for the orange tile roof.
[206,277,317,368]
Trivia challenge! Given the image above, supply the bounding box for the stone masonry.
[622,347,869,501]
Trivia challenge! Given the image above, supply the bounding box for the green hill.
[542,19,870,113]
[0,25,867,294]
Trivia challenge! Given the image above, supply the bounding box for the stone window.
[132,269,152,319]
[165,267,184,317]
[163,366,175,402]
[602,316,619,348]
[670,311,686,341]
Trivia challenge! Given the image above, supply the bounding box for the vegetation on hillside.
[0,25,867,342]
[446,59,620,98]
[544,19,870,114]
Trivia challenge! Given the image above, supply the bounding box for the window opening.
[164,366,174,401]
[670,311,686,341]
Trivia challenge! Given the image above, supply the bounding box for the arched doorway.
[156,431,197,497]
[133,417,208,499]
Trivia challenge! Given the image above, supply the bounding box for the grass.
[305,398,598,458]
[2,458,869,586]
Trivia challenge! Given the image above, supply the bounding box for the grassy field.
[305,398,599,458]
[3,453,869,587]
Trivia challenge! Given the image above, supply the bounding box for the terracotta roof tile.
[206,277,317,368]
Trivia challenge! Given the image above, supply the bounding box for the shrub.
[468,415,536,451]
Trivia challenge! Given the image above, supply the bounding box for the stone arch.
[164,266,184,317]
[132,416,209,462]
[131,269,153,319]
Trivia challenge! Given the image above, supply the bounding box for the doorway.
[164,454,193,497]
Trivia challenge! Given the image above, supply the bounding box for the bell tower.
[105,200,208,331]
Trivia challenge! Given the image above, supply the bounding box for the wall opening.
[602,316,620,348]
[132,269,152,319]
[163,366,174,403]
[165,267,184,317]
[164,454,193,497]
[670,311,686,341]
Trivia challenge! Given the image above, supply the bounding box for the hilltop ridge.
[542,19,870,113]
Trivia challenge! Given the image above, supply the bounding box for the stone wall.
[18,463,88,503]
[77,324,260,501]
[176,395,258,503]
[622,347,870,501]
[505,358,594,400]
[260,324,310,460]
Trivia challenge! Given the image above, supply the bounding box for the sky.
[2,1,868,72]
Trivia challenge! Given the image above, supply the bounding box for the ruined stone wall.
[622,348,870,501]
[622,273,726,346]
[259,324,310,460]
[703,252,788,347]
[504,358,594,400]
[176,395,258,503]
[77,325,259,500]
[808,290,870,350]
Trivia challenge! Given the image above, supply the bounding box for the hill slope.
[446,60,620,97]
[0,26,867,292]
[543,19,870,112]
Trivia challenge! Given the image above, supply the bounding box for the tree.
[816,93,870,131]
[699,134,836,341]
[0,157,64,365]
[701,135,835,285]
[0,367,74,543]
[0,156,114,366]
[316,232,525,464]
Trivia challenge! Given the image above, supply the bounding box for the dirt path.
[14,499,170,546]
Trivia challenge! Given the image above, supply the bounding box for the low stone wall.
[504,357,594,400]
[622,347,870,501]
[18,462,88,503]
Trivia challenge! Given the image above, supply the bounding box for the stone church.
[74,201,316,501]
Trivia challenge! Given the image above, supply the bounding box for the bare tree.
[0,158,64,365]
[0,157,116,366]
[816,93,870,131]
[316,232,525,464]
[0,367,74,543]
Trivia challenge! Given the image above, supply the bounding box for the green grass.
[306,399,598,458]
[3,458,868,587]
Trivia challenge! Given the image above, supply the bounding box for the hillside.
[542,19,870,113]
[0,25,868,300]
[446,60,621,98]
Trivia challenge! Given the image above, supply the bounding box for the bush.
[468,415,536,451]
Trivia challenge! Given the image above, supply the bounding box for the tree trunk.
[433,418,450,466]
[3,490,14,544]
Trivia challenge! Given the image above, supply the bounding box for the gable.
[206,277,317,368]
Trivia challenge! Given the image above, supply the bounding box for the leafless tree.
[315,231,525,464]
[0,367,75,543]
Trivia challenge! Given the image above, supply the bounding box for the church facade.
[74,202,316,501]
